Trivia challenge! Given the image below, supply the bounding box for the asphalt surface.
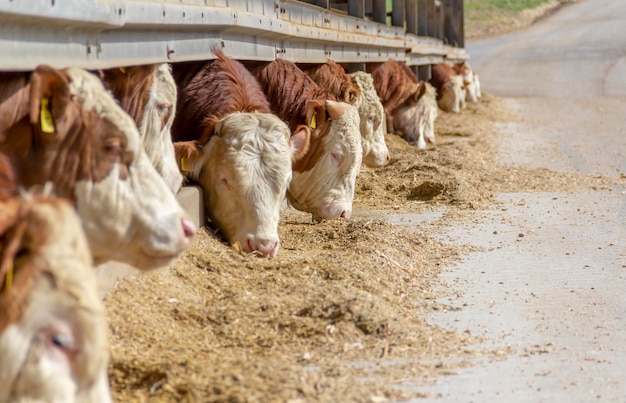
[403,0,626,401]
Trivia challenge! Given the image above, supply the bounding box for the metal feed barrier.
[0,0,466,79]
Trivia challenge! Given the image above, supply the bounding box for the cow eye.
[331,151,344,166]
[104,140,123,155]
[45,325,78,363]
[156,103,171,117]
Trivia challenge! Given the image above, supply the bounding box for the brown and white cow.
[246,59,362,222]
[453,61,479,103]
[350,71,390,167]
[170,51,308,257]
[299,61,389,167]
[367,59,437,149]
[430,63,465,113]
[100,63,183,193]
[0,65,195,271]
[0,166,110,402]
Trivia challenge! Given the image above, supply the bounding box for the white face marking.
[65,68,191,270]
[288,102,362,222]
[438,75,464,113]
[196,112,294,258]
[139,64,184,193]
[352,71,389,168]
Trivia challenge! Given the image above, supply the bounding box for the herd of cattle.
[0,49,481,402]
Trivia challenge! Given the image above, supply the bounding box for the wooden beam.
[347,0,365,18]
[372,0,387,24]
[406,0,418,34]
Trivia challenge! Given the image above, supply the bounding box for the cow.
[0,161,110,402]
[246,59,362,222]
[474,72,482,99]
[170,50,308,257]
[350,71,390,167]
[430,63,465,113]
[453,61,479,103]
[0,65,195,271]
[367,59,437,149]
[299,60,389,167]
[100,63,183,193]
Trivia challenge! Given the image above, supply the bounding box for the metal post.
[406,0,418,34]
[418,65,431,81]
[347,0,365,18]
[392,0,405,28]
[417,0,428,36]
[372,0,387,24]
[442,0,462,47]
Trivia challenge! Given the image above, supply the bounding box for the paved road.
[408,0,626,401]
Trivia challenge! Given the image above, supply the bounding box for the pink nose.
[246,238,278,258]
[181,218,196,239]
[339,210,348,218]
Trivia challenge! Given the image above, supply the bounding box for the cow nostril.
[181,218,196,239]
[339,210,347,218]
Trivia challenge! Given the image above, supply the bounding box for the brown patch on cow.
[0,196,56,333]
[0,153,16,200]
[430,63,458,100]
[367,60,423,127]
[100,65,155,127]
[0,66,133,201]
[299,60,362,105]
[245,59,338,173]
[172,49,272,145]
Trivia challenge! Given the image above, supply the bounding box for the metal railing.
[0,0,466,78]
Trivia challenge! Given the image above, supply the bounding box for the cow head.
[0,65,195,270]
[0,194,110,403]
[138,64,184,193]
[391,81,438,149]
[437,75,465,113]
[351,71,389,168]
[182,112,308,257]
[288,100,362,222]
[101,64,184,194]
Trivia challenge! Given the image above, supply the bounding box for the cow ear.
[289,125,311,162]
[325,100,345,120]
[413,82,426,102]
[29,65,72,142]
[305,100,327,134]
[173,140,204,177]
[346,88,360,105]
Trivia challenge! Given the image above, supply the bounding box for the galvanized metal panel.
[0,0,466,70]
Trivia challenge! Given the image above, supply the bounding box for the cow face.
[138,64,184,193]
[437,75,465,113]
[351,72,389,168]
[392,82,438,149]
[193,112,307,257]
[288,100,362,222]
[1,66,195,270]
[0,195,110,403]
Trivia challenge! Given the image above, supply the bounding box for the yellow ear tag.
[40,98,55,134]
[119,67,126,74]
[180,156,191,172]
[3,261,13,294]
[310,112,317,129]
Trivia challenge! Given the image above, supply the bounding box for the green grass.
[466,0,552,14]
